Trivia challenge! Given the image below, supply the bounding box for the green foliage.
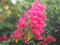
[44,0,60,35]
[43,0,60,45]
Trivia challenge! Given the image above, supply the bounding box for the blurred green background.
[0,0,60,45]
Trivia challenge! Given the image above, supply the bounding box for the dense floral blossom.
[28,1,46,40]
[13,1,46,42]
[12,1,56,45]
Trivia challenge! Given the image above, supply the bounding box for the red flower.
[47,36,56,42]
[0,37,3,42]
[25,40,29,44]
[42,43,48,45]
[13,29,23,40]
[2,35,9,41]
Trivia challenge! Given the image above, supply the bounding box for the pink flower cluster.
[13,1,56,44]
[40,36,56,45]
[17,13,28,29]
[13,1,46,41]
[13,29,25,40]
[0,35,10,42]
[13,14,27,40]
[28,1,46,40]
